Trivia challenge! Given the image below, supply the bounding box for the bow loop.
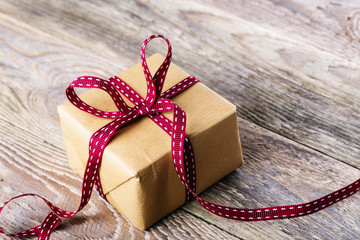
[66,76,131,119]
[141,34,172,106]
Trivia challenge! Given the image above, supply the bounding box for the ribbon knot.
[133,101,151,116]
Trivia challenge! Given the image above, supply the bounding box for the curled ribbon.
[1,35,359,240]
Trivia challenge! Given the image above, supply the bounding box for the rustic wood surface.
[1,0,359,239]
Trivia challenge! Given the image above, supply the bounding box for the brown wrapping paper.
[58,54,243,230]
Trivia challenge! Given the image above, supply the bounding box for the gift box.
[57,53,243,230]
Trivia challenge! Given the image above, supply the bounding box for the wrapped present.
[2,35,359,240]
[57,36,243,230]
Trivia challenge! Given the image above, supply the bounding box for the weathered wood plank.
[0,0,359,167]
[0,12,124,148]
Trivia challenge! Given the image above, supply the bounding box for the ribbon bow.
[65,34,200,203]
[1,35,359,240]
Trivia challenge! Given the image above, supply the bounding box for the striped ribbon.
[0,35,359,240]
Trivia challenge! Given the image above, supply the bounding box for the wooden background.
[1,0,360,239]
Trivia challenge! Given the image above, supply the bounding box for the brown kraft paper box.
[57,53,243,230]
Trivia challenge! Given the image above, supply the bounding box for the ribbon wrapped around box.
[58,41,243,229]
[1,35,359,240]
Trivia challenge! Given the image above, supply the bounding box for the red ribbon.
[1,35,359,239]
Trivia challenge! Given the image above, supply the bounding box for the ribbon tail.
[0,114,135,239]
[0,212,61,240]
[0,194,62,238]
[167,99,360,222]
[37,213,62,240]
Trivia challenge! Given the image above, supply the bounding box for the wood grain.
[0,0,360,239]
[1,0,359,167]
